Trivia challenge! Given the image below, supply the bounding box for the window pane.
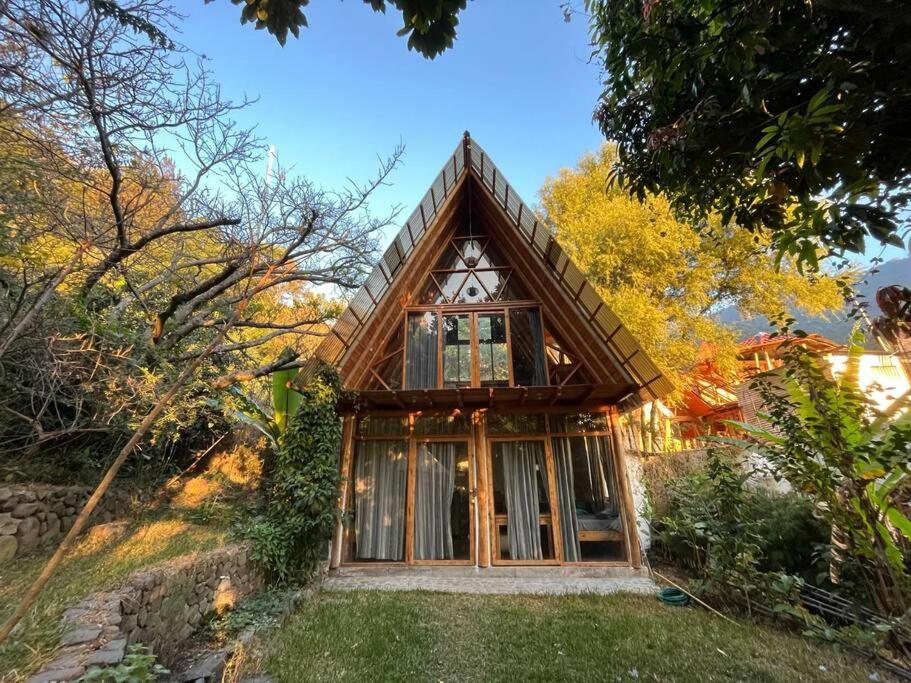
[486,413,546,435]
[551,435,625,562]
[406,312,438,389]
[478,313,509,387]
[352,440,408,561]
[357,416,409,437]
[414,413,470,435]
[442,314,472,388]
[371,350,403,390]
[414,441,471,560]
[509,308,547,386]
[491,440,554,560]
[549,412,609,434]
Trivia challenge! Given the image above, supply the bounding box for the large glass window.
[414,441,471,560]
[551,435,625,562]
[491,440,555,561]
[404,308,548,390]
[509,308,546,386]
[442,314,472,388]
[352,440,408,561]
[406,312,438,389]
[477,313,509,387]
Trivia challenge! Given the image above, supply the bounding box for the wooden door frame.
[338,414,478,567]
[334,406,639,570]
[407,434,476,566]
[485,434,564,566]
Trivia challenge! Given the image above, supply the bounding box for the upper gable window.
[415,231,528,305]
[404,307,547,390]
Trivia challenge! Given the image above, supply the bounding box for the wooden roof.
[298,133,674,407]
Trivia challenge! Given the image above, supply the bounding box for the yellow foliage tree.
[539,145,847,395]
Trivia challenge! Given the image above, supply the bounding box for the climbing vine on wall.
[243,365,342,583]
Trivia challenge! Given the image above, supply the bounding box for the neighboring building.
[737,332,911,425]
[299,134,673,571]
[672,332,911,438]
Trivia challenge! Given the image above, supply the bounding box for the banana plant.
[227,362,302,448]
[711,330,911,615]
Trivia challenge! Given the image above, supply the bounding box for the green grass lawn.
[0,516,228,680]
[266,590,889,683]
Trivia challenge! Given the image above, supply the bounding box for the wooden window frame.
[338,408,639,569]
[343,412,477,567]
[403,303,550,390]
[483,411,632,567]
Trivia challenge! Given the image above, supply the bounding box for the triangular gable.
[300,133,674,406]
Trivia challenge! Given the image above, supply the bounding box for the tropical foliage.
[652,449,830,591]
[539,145,846,392]
[227,361,304,448]
[720,336,911,616]
[242,366,343,583]
[586,0,910,266]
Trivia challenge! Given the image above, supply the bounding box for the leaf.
[273,366,302,433]
[885,507,911,540]
[755,131,777,151]
[721,420,786,445]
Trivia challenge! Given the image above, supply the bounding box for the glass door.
[409,438,473,563]
[487,438,560,564]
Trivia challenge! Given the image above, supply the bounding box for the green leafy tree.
[586,0,910,266]
[539,145,846,392]
[720,334,911,616]
[224,0,467,56]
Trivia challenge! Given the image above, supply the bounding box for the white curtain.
[414,442,456,560]
[552,435,620,563]
[552,438,581,562]
[406,312,438,389]
[585,436,618,514]
[500,441,547,560]
[354,440,408,560]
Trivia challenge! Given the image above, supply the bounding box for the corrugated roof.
[300,133,674,403]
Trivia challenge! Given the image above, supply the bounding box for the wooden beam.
[331,414,356,568]
[610,409,641,569]
[473,410,490,567]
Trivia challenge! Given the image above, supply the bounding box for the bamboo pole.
[652,570,741,627]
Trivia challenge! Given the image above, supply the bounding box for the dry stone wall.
[29,544,262,683]
[0,484,133,561]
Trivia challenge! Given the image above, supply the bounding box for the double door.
[347,434,476,565]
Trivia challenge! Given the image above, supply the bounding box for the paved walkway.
[323,575,657,596]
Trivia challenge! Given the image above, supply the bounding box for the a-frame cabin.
[303,133,673,571]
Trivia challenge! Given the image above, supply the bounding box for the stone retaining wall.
[29,543,262,683]
[0,484,133,561]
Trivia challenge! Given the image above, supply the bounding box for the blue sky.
[179,2,904,266]
[180,2,602,239]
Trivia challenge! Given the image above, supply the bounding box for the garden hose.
[658,587,691,606]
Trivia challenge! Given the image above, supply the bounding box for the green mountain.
[716,256,909,345]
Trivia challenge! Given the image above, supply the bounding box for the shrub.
[79,645,168,682]
[651,449,763,594]
[241,365,342,583]
[652,450,829,592]
[747,489,830,582]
